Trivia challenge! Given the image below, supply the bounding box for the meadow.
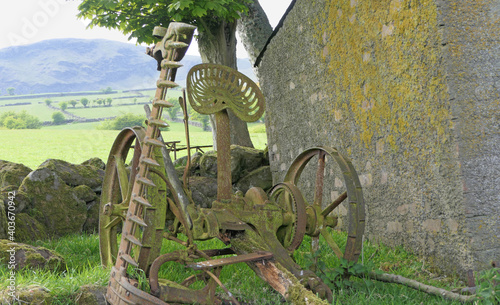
[0,89,267,169]
[0,232,469,305]
[0,126,266,170]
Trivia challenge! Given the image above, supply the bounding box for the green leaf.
[192,6,207,17]
[205,2,217,10]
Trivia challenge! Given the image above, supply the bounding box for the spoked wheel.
[268,182,307,253]
[284,147,365,269]
[99,127,165,270]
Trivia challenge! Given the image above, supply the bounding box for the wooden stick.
[366,271,476,303]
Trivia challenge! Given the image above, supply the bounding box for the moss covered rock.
[234,166,273,194]
[19,168,87,236]
[199,151,218,178]
[0,160,32,189]
[74,185,98,203]
[74,284,107,305]
[0,189,31,214]
[15,213,48,241]
[83,199,100,234]
[16,285,53,304]
[188,176,219,209]
[81,157,106,170]
[199,146,267,183]
[0,240,65,271]
[37,159,104,191]
[230,145,268,181]
[0,200,6,240]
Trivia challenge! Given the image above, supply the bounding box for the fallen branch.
[366,271,476,303]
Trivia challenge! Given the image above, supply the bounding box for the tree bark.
[197,20,254,149]
[237,0,273,77]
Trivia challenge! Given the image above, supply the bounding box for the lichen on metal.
[186,64,265,122]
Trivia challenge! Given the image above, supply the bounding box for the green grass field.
[0,103,58,122]
[66,104,152,119]
[0,124,267,169]
[0,89,267,168]
[0,232,470,304]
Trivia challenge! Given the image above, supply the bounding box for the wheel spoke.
[104,216,122,230]
[321,191,347,217]
[115,156,130,203]
[313,151,326,207]
[320,228,343,259]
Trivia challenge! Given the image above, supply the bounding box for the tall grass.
[0,234,109,304]
[0,231,466,304]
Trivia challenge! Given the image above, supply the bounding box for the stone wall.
[259,0,499,277]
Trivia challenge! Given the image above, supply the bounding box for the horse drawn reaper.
[100,22,365,304]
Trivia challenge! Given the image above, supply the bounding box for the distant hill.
[0,39,255,95]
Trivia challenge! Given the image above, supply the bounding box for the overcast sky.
[0,0,292,58]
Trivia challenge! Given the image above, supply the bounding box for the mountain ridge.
[0,38,254,95]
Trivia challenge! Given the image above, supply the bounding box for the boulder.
[174,155,188,168]
[199,146,267,183]
[37,159,104,192]
[0,239,65,272]
[174,152,203,177]
[0,190,31,214]
[187,176,219,209]
[230,145,267,181]
[18,285,52,304]
[74,285,108,305]
[234,166,273,194]
[19,168,87,236]
[74,185,98,203]
[190,152,203,169]
[81,157,106,170]
[0,200,6,239]
[14,213,48,242]
[199,151,218,179]
[83,199,100,234]
[0,160,32,189]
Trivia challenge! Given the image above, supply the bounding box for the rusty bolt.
[467,269,475,287]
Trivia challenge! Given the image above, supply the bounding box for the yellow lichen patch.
[312,0,452,167]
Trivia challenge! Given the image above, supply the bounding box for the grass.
[66,104,154,119]
[0,231,468,304]
[0,122,268,169]
[0,89,178,120]
[0,103,58,122]
[0,89,160,105]
[0,234,109,304]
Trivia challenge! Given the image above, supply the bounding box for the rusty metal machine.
[100,22,365,304]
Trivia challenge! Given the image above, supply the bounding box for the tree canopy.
[77,0,268,148]
[77,0,251,44]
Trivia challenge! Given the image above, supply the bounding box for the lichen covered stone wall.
[259,0,499,276]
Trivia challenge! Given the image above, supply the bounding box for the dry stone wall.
[259,0,499,277]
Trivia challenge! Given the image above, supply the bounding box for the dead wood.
[367,271,476,303]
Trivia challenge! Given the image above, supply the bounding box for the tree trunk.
[237,0,273,77]
[197,20,254,149]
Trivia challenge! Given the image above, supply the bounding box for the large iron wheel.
[99,127,165,270]
[284,147,365,268]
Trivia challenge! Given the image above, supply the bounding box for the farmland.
[0,89,267,169]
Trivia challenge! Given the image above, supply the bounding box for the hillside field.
[0,126,267,169]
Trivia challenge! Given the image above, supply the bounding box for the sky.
[0,0,292,58]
